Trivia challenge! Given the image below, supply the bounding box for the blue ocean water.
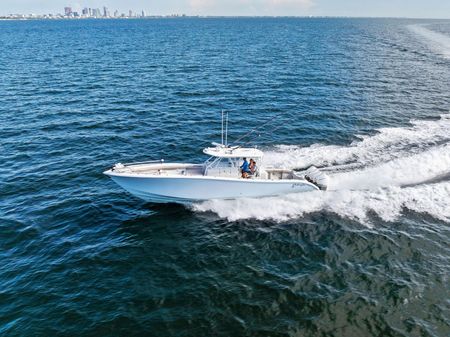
[0,18,449,336]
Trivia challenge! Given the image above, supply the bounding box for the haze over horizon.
[1,0,450,19]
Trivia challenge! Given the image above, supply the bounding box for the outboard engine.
[304,166,329,191]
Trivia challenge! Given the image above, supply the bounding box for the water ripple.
[0,18,449,336]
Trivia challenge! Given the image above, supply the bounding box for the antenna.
[221,110,224,145]
[225,111,229,147]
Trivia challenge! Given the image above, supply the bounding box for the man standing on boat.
[240,157,251,178]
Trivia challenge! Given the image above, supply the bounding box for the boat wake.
[408,24,450,59]
[193,115,450,225]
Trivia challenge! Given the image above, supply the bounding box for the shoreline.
[0,16,449,21]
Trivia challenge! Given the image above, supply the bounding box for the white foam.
[193,182,450,225]
[408,24,450,59]
[331,143,450,190]
[264,114,450,170]
[193,115,450,224]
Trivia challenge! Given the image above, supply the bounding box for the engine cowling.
[304,166,329,190]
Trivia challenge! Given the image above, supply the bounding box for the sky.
[1,0,450,18]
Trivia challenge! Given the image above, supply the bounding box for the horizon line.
[1,15,450,20]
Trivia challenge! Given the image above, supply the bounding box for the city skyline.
[1,5,153,20]
[2,3,151,19]
[63,6,147,18]
[1,1,450,19]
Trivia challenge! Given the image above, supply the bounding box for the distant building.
[82,8,88,16]
[103,7,110,18]
[114,10,119,18]
[141,10,146,17]
[93,8,101,17]
[129,10,133,17]
[64,7,72,16]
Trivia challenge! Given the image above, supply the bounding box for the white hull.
[107,174,319,203]
[104,142,329,204]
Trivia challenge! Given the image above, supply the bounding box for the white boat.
[104,114,329,204]
[104,145,329,203]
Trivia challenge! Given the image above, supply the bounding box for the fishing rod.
[230,123,286,151]
[231,110,285,146]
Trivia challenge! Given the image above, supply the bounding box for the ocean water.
[0,18,449,336]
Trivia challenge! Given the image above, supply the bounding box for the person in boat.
[248,159,254,173]
[240,157,251,178]
[250,160,257,176]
